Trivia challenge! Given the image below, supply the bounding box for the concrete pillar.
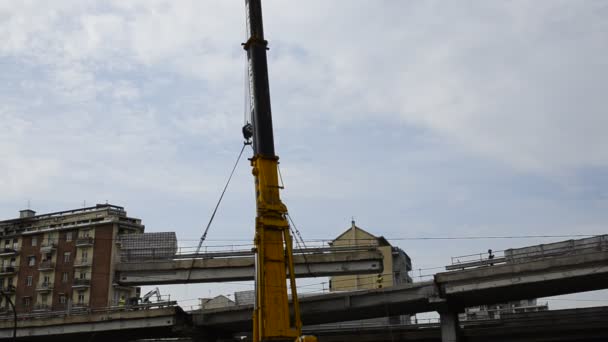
[440,311,461,342]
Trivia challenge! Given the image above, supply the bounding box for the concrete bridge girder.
[116,250,384,286]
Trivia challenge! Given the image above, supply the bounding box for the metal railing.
[36,283,53,291]
[27,204,125,220]
[447,234,608,270]
[122,245,377,263]
[76,237,94,246]
[38,261,55,270]
[1,286,15,293]
[41,240,57,247]
[306,317,441,331]
[0,301,177,321]
[0,247,19,254]
[0,266,16,274]
[33,304,50,311]
[73,279,91,286]
[73,259,91,267]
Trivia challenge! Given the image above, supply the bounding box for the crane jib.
[244,0,275,157]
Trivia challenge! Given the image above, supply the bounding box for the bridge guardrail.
[121,245,379,263]
[447,234,608,270]
[0,301,177,322]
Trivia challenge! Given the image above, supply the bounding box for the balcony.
[0,247,19,256]
[33,304,51,311]
[0,266,16,275]
[73,278,91,287]
[71,304,89,312]
[76,237,94,247]
[2,285,15,294]
[38,260,55,271]
[73,259,92,268]
[36,283,53,292]
[40,241,57,253]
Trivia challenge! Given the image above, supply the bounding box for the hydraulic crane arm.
[242,1,315,341]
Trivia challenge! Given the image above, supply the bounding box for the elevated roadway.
[4,305,607,342]
[1,237,607,341]
[116,247,383,285]
[194,282,438,333]
[194,247,608,334]
[301,306,608,342]
[435,248,608,309]
[0,306,190,342]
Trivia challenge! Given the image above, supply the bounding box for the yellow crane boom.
[241,1,316,341]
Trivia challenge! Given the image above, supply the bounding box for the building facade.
[326,221,413,325]
[328,221,412,292]
[0,204,144,314]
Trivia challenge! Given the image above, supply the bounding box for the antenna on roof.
[351,216,356,228]
[27,199,31,209]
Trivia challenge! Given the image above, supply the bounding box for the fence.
[0,301,177,322]
[447,234,608,270]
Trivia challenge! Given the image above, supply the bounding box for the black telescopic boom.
[244,0,275,157]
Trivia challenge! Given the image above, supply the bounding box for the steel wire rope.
[185,143,249,282]
[287,214,315,278]
[276,164,315,279]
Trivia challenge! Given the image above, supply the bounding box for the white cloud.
[0,0,607,305]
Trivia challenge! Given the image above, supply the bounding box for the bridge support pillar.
[440,311,461,342]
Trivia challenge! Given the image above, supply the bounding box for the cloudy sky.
[1,1,607,312]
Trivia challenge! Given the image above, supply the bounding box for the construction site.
[0,1,606,342]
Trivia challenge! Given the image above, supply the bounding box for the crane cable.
[186,143,249,281]
[278,166,315,277]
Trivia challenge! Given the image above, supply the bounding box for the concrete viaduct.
[1,244,607,341]
[115,247,383,285]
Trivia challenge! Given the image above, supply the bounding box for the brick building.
[0,204,144,313]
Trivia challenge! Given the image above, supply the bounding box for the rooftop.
[0,204,143,237]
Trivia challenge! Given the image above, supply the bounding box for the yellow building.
[329,221,412,292]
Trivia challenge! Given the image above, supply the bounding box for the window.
[23,297,31,307]
[77,291,85,304]
[26,276,32,287]
[28,256,36,266]
[9,257,16,267]
[43,252,52,262]
[41,294,48,305]
[62,272,68,283]
[81,249,88,262]
[66,231,73,242]
[31,237,37,247]
[81,230,90,238]
[43,275,50,286]
[79,272,87,280]
[3,240,9,248]
[64,252,71,263]
[59,295,66,304]
[7,278,13,287]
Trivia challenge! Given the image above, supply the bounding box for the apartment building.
[328,221,412,291]
[0,204,144,313]
[327,221,413,325]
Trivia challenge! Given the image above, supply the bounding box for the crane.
[141,287,161,303]
[242,1,316,342]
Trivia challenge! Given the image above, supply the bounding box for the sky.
[0,0,607,314]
